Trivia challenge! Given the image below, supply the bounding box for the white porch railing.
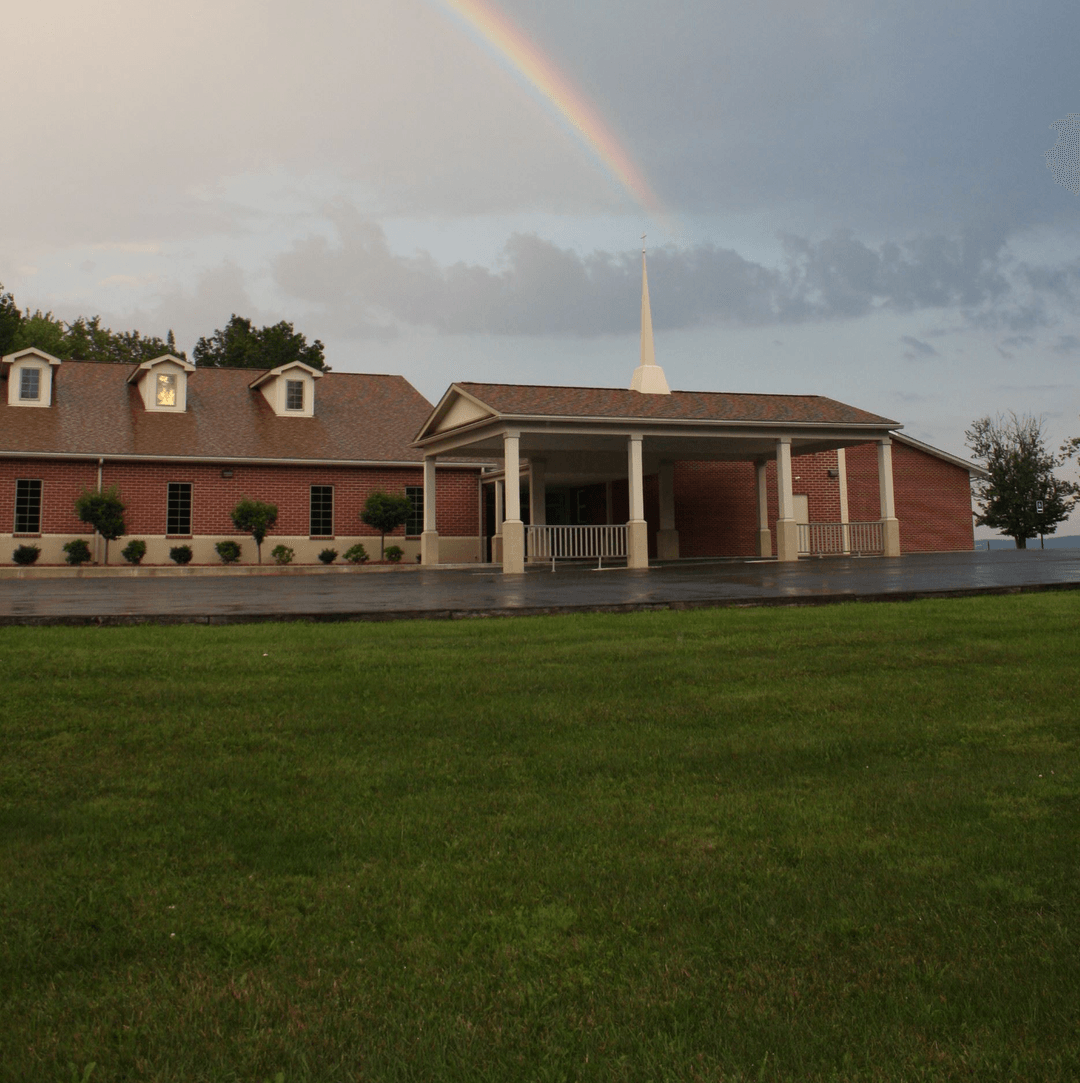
[797,521,884,557]
[526,524,628,569]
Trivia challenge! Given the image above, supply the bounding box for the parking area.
[1,549,1078,625]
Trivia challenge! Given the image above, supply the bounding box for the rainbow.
[432,0,670,227]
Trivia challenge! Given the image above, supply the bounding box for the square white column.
[656,459,679,560]
[627,435,648,568]
[502,432,524,573]
[836,447,851,554]
[775,437,799,562]
[756,459,772,557]
[420,455,439,565]
[877,438,901,556]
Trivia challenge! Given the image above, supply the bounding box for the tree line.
[0,282,326,370]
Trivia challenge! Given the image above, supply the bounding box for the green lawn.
[2,594,1079,1082]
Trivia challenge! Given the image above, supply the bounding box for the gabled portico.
[412,249,902,574]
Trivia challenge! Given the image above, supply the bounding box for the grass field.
[1,594,1079,1082]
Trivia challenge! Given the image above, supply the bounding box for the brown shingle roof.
[1,361,436,463]
[454,382,899,427]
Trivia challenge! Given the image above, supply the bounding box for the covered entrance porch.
[413,383,903,574]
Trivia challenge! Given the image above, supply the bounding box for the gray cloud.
[1053,334,1080,354]
[274,210,1026,337]
[900,335,938,358]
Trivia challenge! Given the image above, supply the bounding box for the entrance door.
[793,494,809,523]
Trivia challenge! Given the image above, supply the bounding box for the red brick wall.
[670,444,973,556]
[1,459,480,540]
[846,442,974,552]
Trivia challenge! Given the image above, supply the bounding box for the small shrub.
[215,540,242,564]
[12,544,40,566]
[121,539,147,565]
[63,539,93,565]
[318,548,338,564]
[384,545,404,563]
[271,544,294,566]
[344,543,369,564]
[169,545,193,565]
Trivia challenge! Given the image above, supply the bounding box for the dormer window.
[20,367,41,401]
[156,373,178,407]
[128,354,195,412]
[249,361,322,417]
[4,348,62,407]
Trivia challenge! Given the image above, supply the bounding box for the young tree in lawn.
[74,485,126,564]
[966,413,1078,548]
[230,498,279,564]
[361,491,412,561]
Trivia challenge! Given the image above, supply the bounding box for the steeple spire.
[630,237,671,395]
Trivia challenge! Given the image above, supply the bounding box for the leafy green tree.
[64,317,186,364]
[966,413,1078,548]
[361,491,412,560]
[12,310,71,358]
[193,315,327,371]
[74,485,126,564]
[230,498,278,564]
[0,282,184,363]
[0,282,22,355]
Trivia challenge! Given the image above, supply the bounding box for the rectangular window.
[14,479,42,533]
[310,485,334,536]
[20,368,40,401]
[406,485,424,536]
[156,372,177,406]
[285,380,304,410]
[167,482,192,535]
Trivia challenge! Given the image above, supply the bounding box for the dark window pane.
[406,486,423,535]
[20,368,40,401]
[286,380,304,410]
[310,485,333,536]
[14,479,42,533]
[167,483,192,535]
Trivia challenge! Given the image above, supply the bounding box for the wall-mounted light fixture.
[827,468,840,478]
[221,469,234,478]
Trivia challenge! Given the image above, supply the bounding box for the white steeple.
[629,238,671,395]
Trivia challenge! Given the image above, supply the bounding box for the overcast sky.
[4,0,1079,536]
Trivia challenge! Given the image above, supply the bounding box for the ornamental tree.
[74,485,126,564]
[361,491,411,561]
[230,498,279,564]
[966,413,1078,548]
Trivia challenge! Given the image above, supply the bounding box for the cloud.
[900,335,938,358]
[1052,334,1080,354]
[274,210,1024,337]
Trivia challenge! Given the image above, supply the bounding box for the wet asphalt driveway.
[1,549,1078,625]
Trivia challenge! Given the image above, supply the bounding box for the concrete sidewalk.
[1,549,1078,625]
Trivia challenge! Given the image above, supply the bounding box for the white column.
[491,480,505,564]
[502,432,524,573]
[775,437,799,562]
[756,459,772,557]
[529,459,546,526]
[836,447,850,554]
[878,438,900,557]
[656,460,679,560]
[420,455,439,565]
[627,435,648,568]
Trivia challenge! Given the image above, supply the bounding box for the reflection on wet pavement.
[0,549,1077,623]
